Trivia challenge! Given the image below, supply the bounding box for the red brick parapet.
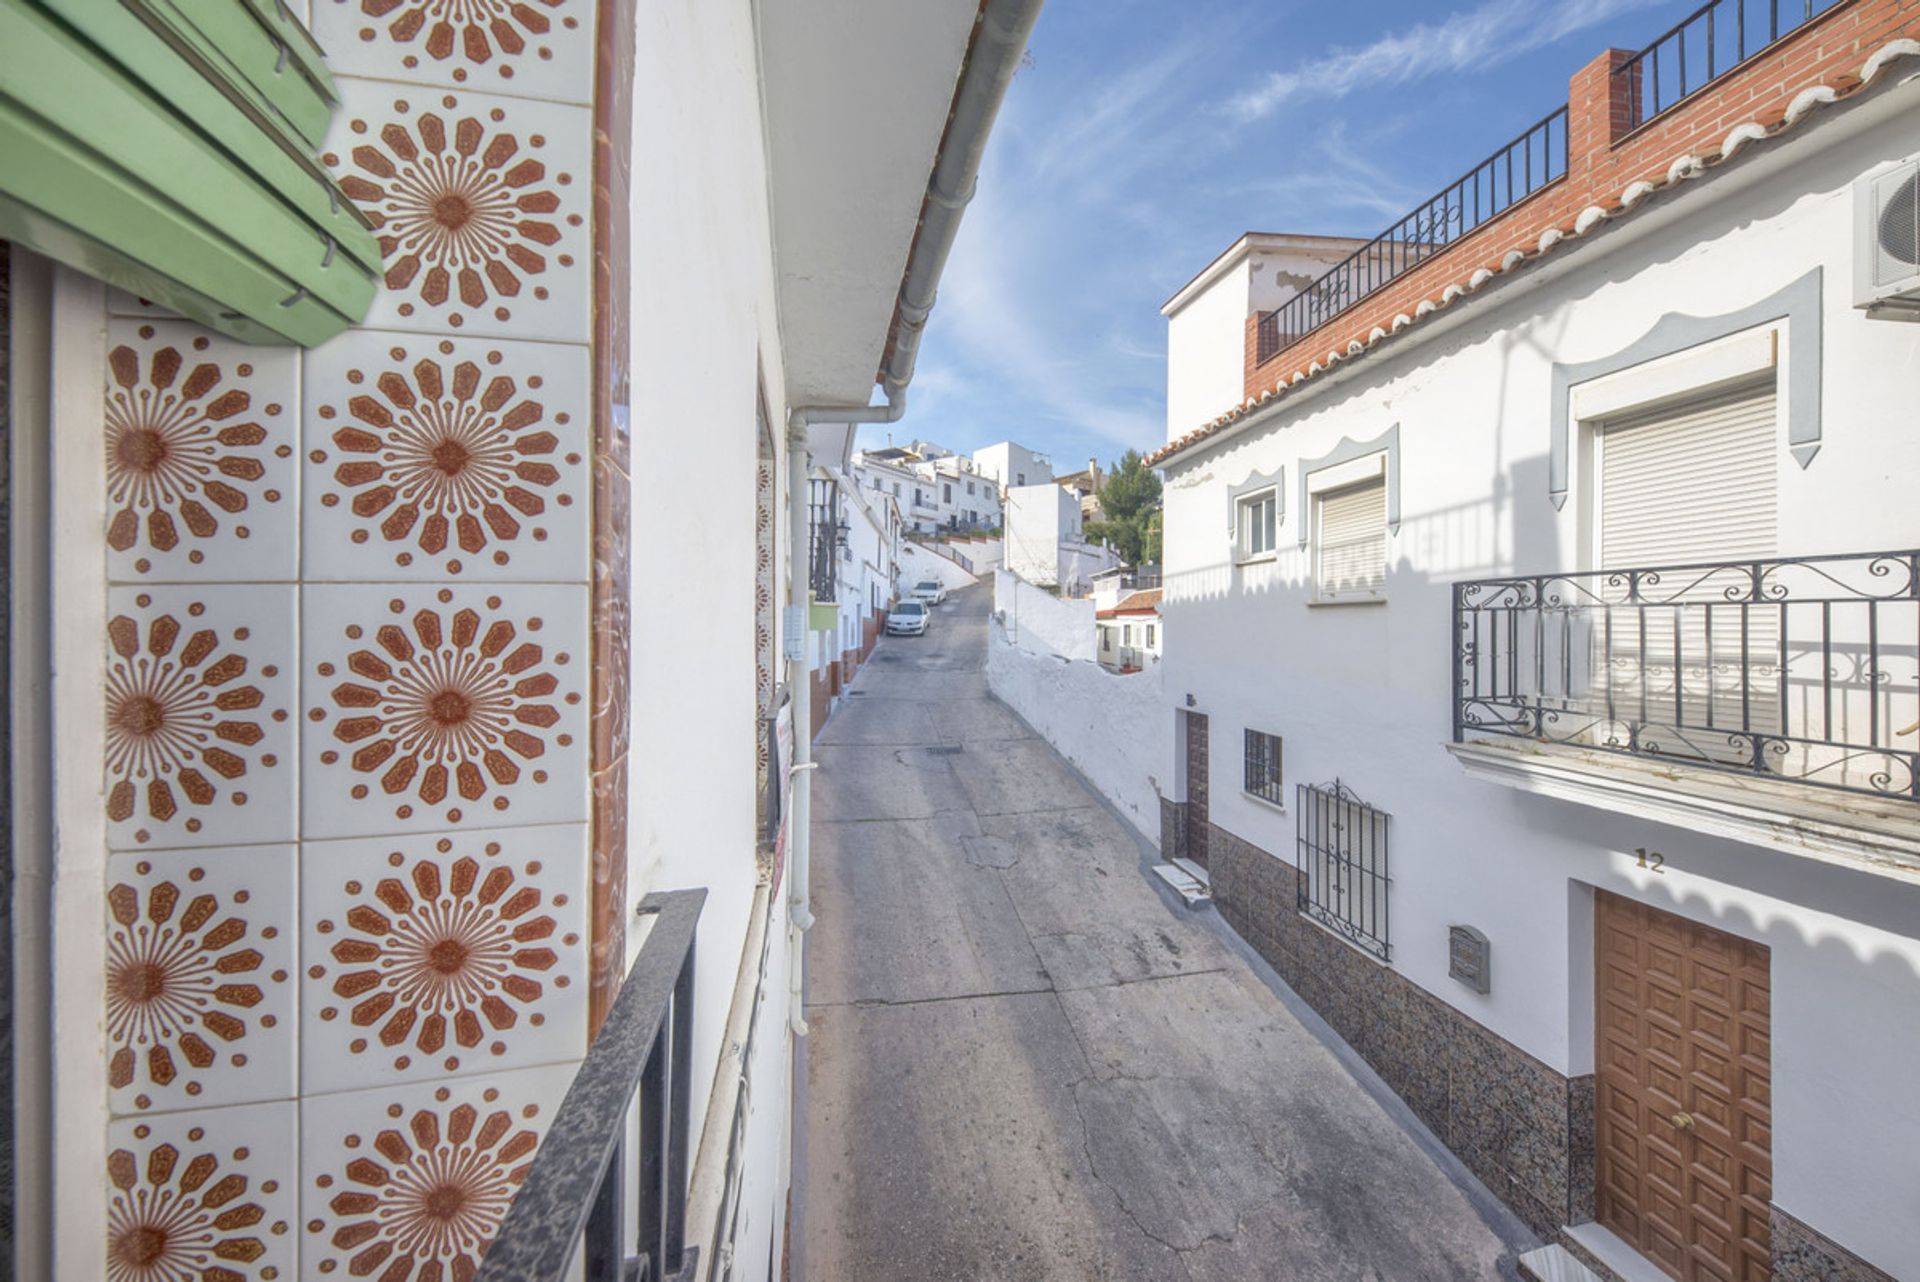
[1226,0,1919,413]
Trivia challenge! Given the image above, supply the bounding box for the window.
[892,482,901,496]
[872,476,881,490]
[943,482,952,502]
[1145,624,1156,647]
[1236,490,1278,561]
[1314,477,1385,597]
[1243,729,1283,805]
[1295,780,1389,959]
[1101,628,1112,651]
[967,481,976,495]
[1016,471,1026,485]
[1123,624,1134,645]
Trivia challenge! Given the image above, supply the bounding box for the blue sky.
[861,0,1704,472]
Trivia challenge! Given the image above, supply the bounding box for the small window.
[1101,629,1112,650]
[892,482,901,496]
[1314,477,1386,597]
[1016,472,1026,485]
[1244,729,1283,804]
[1236,490,1278,561]
[1145,624,1156,647]
[967,481,976,495]
[1123,624,1134,644]
[872,476,881,489]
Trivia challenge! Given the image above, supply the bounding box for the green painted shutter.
[0,0,379,346]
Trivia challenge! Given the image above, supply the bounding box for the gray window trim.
[1297,423,1400,548]
[1226,464,1284,537]
[1548,267,1822,509]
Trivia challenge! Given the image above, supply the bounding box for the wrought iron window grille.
[1452,550,1920,800]
[808,478,844,603]
[476,889,705,1282]
[1295,780,1391,961]
[1244,729,1284,805]
[1613,0,1847,134]
[1254,108,1568,366]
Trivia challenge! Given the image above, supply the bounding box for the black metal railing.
[1244,729,1284,806]
[1296,781,1391,961]
[759,709,784,849]
[476,889,705,1282]
[1255,108,1568,365]
[1453,551,1920,800]
[809,478,839,603]
[1614,0,1849,133]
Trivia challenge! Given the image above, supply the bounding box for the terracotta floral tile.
[303,330,589,581]
[107,846,298,1117]
[300,824,589,1093]
[106,586,298,851]
[107,1101,298,1281]
[300,583,589,838]
[298,1062,578,1280]
[105,320,299,583]
[311,0,598,105]
[322,79,592,343]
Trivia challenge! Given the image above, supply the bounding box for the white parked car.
[911,579,947,606]
[886,600,930,636]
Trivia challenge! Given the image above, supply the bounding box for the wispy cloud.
[1228,0,1668,122]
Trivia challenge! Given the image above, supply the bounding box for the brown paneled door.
[1183,711,1209,867]
[1595,891,1772,1282]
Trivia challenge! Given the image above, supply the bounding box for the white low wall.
[994,569,1094,661]
[987,618,1167,845]
[898,541,977,593]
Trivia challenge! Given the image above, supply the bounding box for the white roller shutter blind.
[1600,381,1777,569]
[1316,478,1386,595]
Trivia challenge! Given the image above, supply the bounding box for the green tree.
[1084,449,1162,567]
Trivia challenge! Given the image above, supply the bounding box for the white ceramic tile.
[300,583,589,837]
[302,330,589,581]
[107,846,298,1116]
[106,585,298,851]
[299,1062,579,1280]
[300,824,589,1093]
[310,0,598,105]
[105,319,300,583]
[106,1101,298,1281]
[322,79,592,342]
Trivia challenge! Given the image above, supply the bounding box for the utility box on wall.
[1448,925,1491,994]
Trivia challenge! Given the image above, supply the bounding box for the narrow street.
[801,583,1527,1281]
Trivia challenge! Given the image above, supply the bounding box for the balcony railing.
[1614,0,1849,133]
[1254,108,1568,366]
[809,478,839,603]
[477,888,705,1282]
[1452,551,1920,800]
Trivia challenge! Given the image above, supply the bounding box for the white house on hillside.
[853,444,1001,533]
[974,439,1054,491]
[1153,9,1920,1282]
[1005,482,1119,596]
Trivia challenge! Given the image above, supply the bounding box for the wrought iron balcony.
[476,888,704,1282]
[1452,551,1920,801]
[809,477,842,603]
[1614,0,1848,133]
[1254,108,1567,366]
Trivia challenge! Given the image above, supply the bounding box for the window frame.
[1310,472,1387,603]
[1243,729,1284,807]
[1234,487,1279,564]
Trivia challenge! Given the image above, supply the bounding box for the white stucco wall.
[1006,483,1077,586]
[899,541,976,594]
[988,620,1167,844]
[994,569,1095,661]
[975,440,1053,488]
[1159,96,1920,1273]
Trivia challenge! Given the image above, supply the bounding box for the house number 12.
[1634,847,1667,874]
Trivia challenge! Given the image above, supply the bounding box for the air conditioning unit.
[1854,158,1920,321]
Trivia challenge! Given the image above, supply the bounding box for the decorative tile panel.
[107,847,297,1117]
[106,586,298,851]
[311,1,597,105]
[105,321,299,583]
[107,1102,298,1282]
[300,824,588,1093]
[323,80,592,342]
[303,331,589,581]
[298,1063,575,1280]
[301,583,588,837]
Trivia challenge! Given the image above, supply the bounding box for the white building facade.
[1005,482,1120,596]
[852,447,1001,534]
[973,439,1054,491]
[1153,16,1920,1282]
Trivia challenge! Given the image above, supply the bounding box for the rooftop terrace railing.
[1453,550,1920,801]
[1254,107,1568,366]
[1615,0,1851,132]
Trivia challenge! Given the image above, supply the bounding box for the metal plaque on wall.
[1449,925,1490,994]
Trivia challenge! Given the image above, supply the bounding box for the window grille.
[1315,477,1386,597]
[1295,779,1390,960]
[1237,490,1278,560]
[1243,730,1283,805]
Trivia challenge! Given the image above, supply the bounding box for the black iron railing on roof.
[1614,0,1850,133]
[476,889,704,1282]
[1254,108,1568,366]
[1452,550,1920,800]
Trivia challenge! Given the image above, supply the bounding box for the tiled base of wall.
[1207,822,1591,1239]
[1207,824,1904,1281]
[1159,796,1187,862]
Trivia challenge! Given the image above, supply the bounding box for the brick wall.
[1241,0,1920,404]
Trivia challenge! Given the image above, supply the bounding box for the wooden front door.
[1183,711,1209,867]
[1596,891,1772,1282]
